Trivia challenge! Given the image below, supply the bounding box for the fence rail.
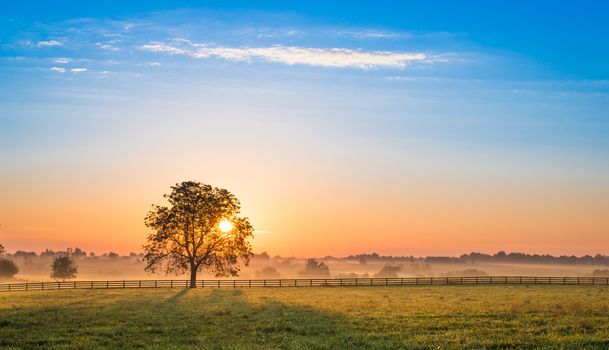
[1,276,608,293]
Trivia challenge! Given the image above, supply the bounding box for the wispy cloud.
[50,67,66,73]
[337,30,413,40]
[37,40,64,47]
[96,42,120,51]
[140,40,430,69]
[53,57,72,64]
[70,68,87,73]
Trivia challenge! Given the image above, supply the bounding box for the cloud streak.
[140,40,429,69]
[37,40,64,47]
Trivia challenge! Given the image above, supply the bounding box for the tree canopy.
[0,243,5,257]
[143,181,254,288]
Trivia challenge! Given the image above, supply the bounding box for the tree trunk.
[189,267,197,288]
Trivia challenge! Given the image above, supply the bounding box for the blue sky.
[1,1,608,255]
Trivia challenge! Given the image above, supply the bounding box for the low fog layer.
[3,249,609,282]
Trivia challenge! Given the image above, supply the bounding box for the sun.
[219,219,233,233]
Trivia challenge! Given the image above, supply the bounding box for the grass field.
[1,285,609,349]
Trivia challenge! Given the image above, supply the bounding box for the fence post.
[90,281,93,289]
[217,280,220,288]
[234,280,236,288]
[249,280,251,288]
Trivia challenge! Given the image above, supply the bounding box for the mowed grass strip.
[1,285,609,349]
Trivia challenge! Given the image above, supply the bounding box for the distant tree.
[72,247,87,258]
[255,251,271,260]
[0,259,18,279]
[51,256,78,280]
[108,252,119,259]
[374,265,401,278]
[0,244,5,257]
[13,250,37,259]
[40,249,56,258]
[592,269,609,277]
[256,266,280,278]
[144,181,254,288]
[298,258,330,277]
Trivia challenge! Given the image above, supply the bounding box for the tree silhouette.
[299,258,331,277]
[373,265,401,278]
[0,243,5,257]
[51,255,78,280]
[144,181,254,288]
[0,259,18,279]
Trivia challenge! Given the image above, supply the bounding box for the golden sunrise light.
[218,220,233,233]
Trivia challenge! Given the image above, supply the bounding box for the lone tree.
[51,255,78,280]
[0,259,18,279]
[298,258,331,277]
[144,181,254,288]
[0,243,5,257]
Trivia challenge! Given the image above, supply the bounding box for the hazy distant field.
[1,286,609,349]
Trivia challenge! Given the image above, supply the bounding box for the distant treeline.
[9,248,143,260]
[344,251,609,266]
[7,249,609,266]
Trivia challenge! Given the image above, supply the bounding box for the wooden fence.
[1,276,609,293]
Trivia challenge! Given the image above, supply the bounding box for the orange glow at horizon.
[1,156,608,258]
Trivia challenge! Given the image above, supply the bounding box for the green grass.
[1,285,609,349]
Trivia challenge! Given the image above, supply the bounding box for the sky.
[1,1,608,257]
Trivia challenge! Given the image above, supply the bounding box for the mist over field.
[5,249,609,283]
